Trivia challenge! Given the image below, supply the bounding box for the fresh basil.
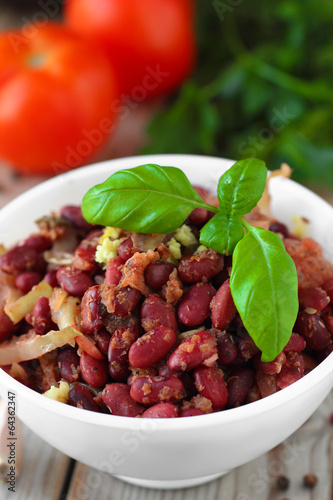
[82,158,299,361]
[217,158,267,215]
[230,220,299,362]
[82,164,217,234]
[199,212,244,255]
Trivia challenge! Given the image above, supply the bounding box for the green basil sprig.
[82,159,299,362]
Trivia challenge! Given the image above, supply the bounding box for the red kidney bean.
[300,352,318,372]
[144,261,175,289]
[80,351,109,387]
[74,242,98,272]
[93,328,111,356]
[298,287,330,312]
[168,330,218,372]
[178,250,224,283]
[215,330,238,365]
[105,256,125,285]
[108,326,140,381]
[103,309,141,335]
[158,364,182,378]
[194,366,228,409]
[30,296,55,335]
[130,375,184,405]
[294,311,332,350]
[179,408,205,417]
[188,187,216,225]
[188,207,210,225]
[238,337,260,361]
[58,348,81,383]
[227,367,255,408]
[181,372,197,399]
[101,383,144,416]
[256,371,279,398]
[283,332,306,353]
[0,245,38,275]
[23,234,52,252]
[277,352,305,389]
[210,279,237,330]
[15,271,41,293]
[269,222,290,238]
[246,385,261,403]
[321,277,333,302]
[114,286,142,317]
[68,385,101,412]
[127,366,158,387]
[44,269,59,288]
[85,229,103,241]
[177,283,216,327]
[81,285,104,334]
[129,326,176,368]
[253,352,286,375]
[94,274,105,285]
[61,205,95,232]
[118,238,137,261]
[141,294,178,332]
[192,186,218,209]
[33,253,47,275]
[32,253,47,276]
[57,266,94,297]
[0,309,16,342]
[141,403,178,418]
[322,311,333,335]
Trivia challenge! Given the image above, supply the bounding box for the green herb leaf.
[230,222,298,362]
[199,212,244,255]
[82,164,217,234]
[217,158,268,215]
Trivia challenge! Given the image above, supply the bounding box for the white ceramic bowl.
[1,154,333,490]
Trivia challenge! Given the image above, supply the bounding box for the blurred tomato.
[64,0,196,99]
[0,23,118,175]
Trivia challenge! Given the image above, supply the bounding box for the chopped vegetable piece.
[0,326,82,365]
[5,281,53,324]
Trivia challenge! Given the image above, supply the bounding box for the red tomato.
[0,23,118,175]
[64,0,196,98]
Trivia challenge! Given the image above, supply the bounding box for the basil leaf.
[217,158,267,215]
[200,212,244,255]
[82,164,217,234]
[230,223,298,362]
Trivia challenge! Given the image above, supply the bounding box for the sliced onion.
[0,326,83,366]
[4,281,53,324]
[258,163,292,217]
[44,250,75,266]
[131,233,165,251]
[50,288,80,330]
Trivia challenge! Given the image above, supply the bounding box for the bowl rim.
[1,153,333,430]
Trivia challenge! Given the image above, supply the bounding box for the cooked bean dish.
[1,185,333,418]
